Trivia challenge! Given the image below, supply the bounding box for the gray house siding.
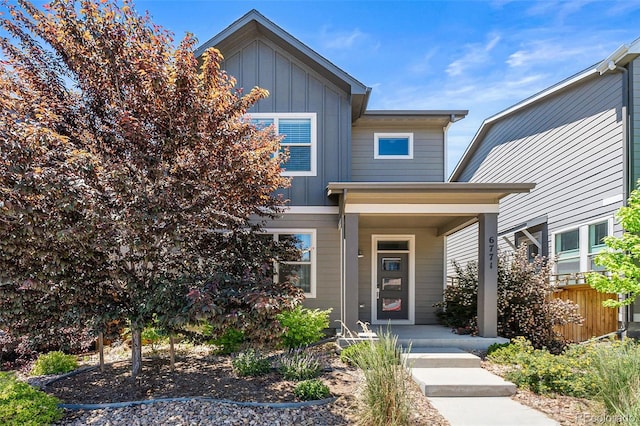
[449,71,625,273]
[633,58,640,189]
[263,213,342,326]
[351,126,445,182]
[221,38,352,206]
[357,225,444,324]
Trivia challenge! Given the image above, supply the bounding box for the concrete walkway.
[402,348,559,426]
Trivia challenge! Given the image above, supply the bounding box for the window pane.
[279,263,311,293]
[378,241,409,251]
[279,119,311,144]
[251,118,274,130]
[589,222,608,253]
[378,138,409,156]
[282,146,311,171]
[555,230,579,254]
[279,234,311,261]
[557,258,580,275]
[588,254,606,272]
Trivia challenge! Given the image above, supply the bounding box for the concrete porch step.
[410,367,517,397]
[401,347,481,368]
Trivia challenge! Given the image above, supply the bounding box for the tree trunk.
[131,327,142,379]
[98,332,104,373]
[169,334,175,372]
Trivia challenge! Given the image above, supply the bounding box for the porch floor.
[341,325,508,351]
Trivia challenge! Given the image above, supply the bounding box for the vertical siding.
[632,58,640,190]
[263,214,341,326]
[220,38,351,206]
[358,225,444,325]
[351,127,445,181]
[448,72,625,271]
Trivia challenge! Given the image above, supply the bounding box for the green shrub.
[487,336,534,364]
[0,372,62,425]
[589,340,640,418]
[489,338,596,397]
[438,246,582,351]
[279,350,322,381]
[339,341,369,366]
[348,329,411,426]
[231,349,271,377]
[293,379,330,401]
[30,351,78,376]
[486,342,511,356]
[277,306,331,349]
[209,328,245,355]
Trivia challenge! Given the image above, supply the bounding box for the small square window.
[374,133,413,159]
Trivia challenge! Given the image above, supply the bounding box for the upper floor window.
[249,113,317,176]
[374,133,413,159]
[552,218,612,275]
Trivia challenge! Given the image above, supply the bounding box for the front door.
[376,253,409,320]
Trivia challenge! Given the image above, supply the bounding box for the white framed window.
[552,218,613,275]
[249,113,317,176]
[267,229,316,298]
[374,133,413,159]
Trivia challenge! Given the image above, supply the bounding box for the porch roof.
[326,182,535,236]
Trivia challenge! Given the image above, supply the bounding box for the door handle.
[376,288,380,300]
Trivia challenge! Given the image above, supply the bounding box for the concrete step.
[428,397,559,425]
[410,367,517,397]
[402,347,481,368]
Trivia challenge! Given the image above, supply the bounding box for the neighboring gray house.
[195,10,533,337]
[447,38,640,325]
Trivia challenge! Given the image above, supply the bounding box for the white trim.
[264,228,317,298]
[550,216,614,274]
[374,133,414,159]
[248,113,317,177]
[602,194,624,206]
[282,206,339,215]
[344,203,500,214]
[371,235,415,325]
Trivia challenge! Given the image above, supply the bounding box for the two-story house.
[196,10,533,337]
[447,37,640,338]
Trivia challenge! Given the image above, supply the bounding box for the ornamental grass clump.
[589,340,640,420]
[278,350,323,381]
[348,327,411,426]
[231,349,271,377]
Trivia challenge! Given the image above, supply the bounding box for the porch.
[339,324,508,351]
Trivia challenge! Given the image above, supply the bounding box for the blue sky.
[38,0,640,174]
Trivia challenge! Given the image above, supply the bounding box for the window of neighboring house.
[268,230,316,298]
[249,113,317,176]
[588,221,609,271]
[552,219,612,275]
[516,230,542,262]
[374,133,413,159]
[555,229,580,274]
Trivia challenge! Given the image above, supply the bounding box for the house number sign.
[488,236,495,269]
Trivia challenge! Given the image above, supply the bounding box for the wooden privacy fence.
[551,284,618,343]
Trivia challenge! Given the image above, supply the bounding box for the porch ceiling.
[327,182,535,236]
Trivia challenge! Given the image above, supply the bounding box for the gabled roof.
[449,36,640,182]
[195,9,371,121]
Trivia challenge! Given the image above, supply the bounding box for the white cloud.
[446,33,501,76]
[407,47,439,75]
[318,26,369,50]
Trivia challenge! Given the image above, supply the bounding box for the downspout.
[604,62,632,327]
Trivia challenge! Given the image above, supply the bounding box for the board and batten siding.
[448,71,625,273]
[263,214,341,326]
[358,225,444,325]
[221,38,351,207]
[632,57,640,189]
[351,127,445,182]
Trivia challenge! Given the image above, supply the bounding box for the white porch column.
[478,213,498,337]
[343,213,360,334]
